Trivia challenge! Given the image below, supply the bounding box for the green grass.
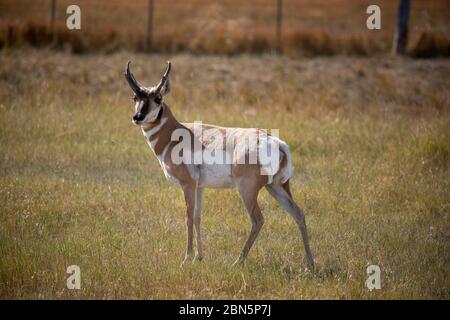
[0,50,449,299]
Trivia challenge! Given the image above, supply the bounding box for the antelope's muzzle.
[132,113,145,125]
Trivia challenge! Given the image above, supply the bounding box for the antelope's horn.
[155,61,172,94]
[124,61,145,94]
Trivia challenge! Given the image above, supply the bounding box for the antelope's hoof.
[232,257,245,267]
[307,258,316,272]
[180,255,194,267]
[193,255,203,262]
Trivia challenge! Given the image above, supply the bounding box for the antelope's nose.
[132,114,143,123]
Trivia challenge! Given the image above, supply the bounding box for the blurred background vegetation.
[0,0,449,56]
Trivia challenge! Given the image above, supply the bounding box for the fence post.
[392,0,411,55]
[50,0,56,41]
[276,0,283,53]
[145,0,154,52]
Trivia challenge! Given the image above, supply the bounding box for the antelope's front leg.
[181,184,196,265]
[194,188,204,261]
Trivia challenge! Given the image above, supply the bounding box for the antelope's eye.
[154,96,162,104]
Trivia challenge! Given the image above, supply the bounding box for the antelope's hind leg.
[265,180,315,270]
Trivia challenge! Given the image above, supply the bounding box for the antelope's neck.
[141,104,181,157]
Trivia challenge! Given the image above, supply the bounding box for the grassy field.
[0,49,449,299]
[1,0,449,55]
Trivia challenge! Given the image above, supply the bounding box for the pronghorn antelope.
[124,61,315,269]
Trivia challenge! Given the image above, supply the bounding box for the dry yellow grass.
[0,49,449,299]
